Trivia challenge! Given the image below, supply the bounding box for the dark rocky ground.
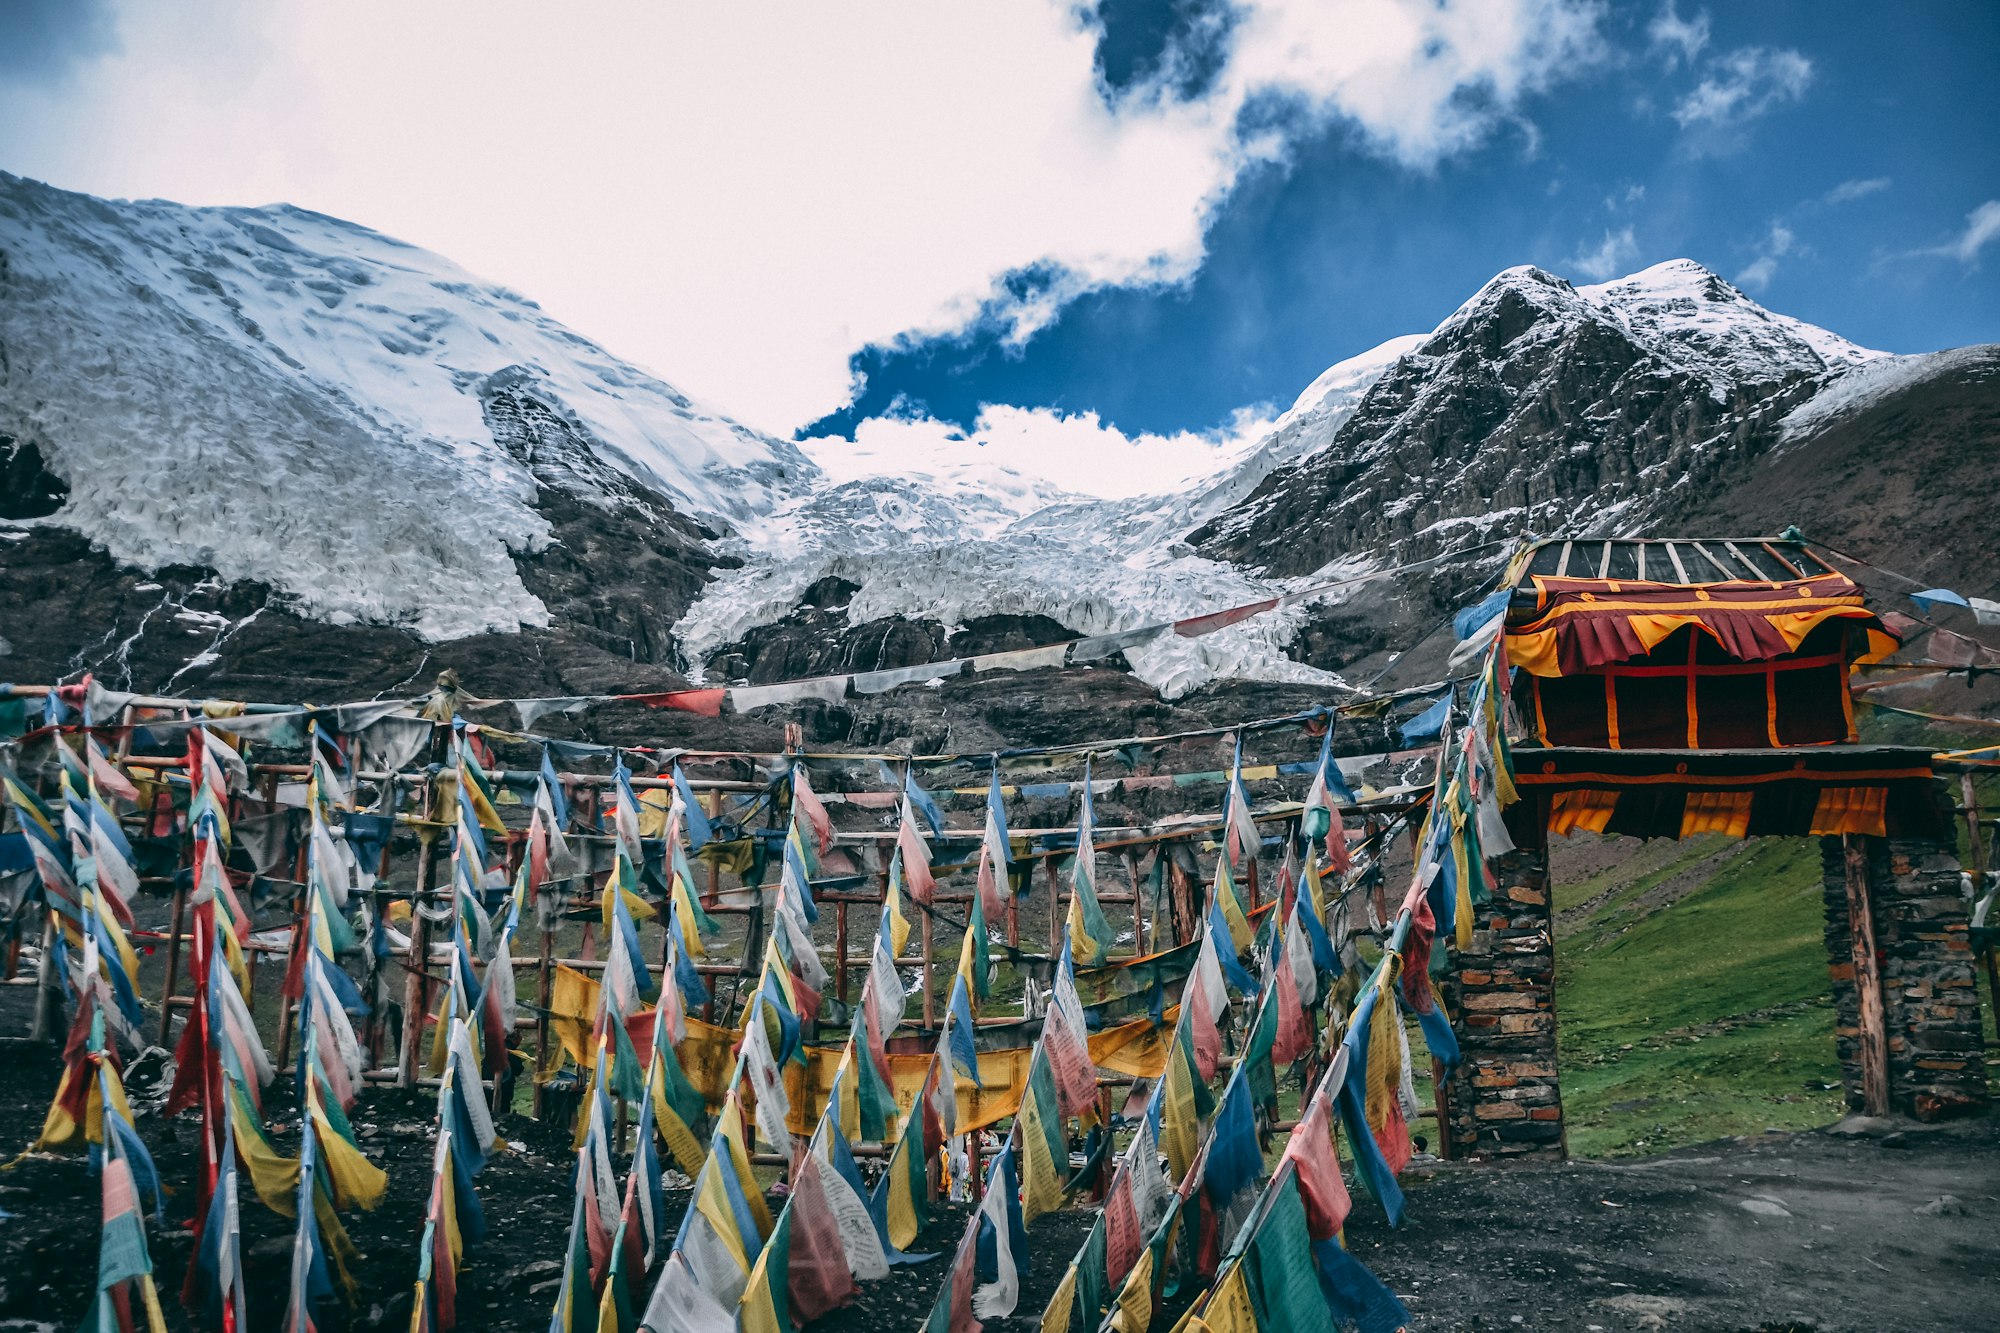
[1362,1114,2000,1333]
[2,1001,1992,1333]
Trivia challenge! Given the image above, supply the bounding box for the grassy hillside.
[1552,834,1847,1157]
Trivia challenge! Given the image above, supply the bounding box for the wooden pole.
[397,824,440,1087]
[1962,774,2000,1048]
[1842,833,1890,1117]
[1047,855,1063,962]
[1124,849,1146,956]
[534,909,555,1118]
[272,825,314,1074]
[1167,845,1196,948]
[835,900,849,1006]
[157,884,188,1044]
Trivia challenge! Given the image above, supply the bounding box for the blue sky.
[0,2,1994,492]
[815,0,2000,440]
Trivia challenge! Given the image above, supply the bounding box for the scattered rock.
[1739,1197,1792,1218]
[1597,1292,1687,1321]
[502,1259,563,1286]
[1915,1195,1967,1217]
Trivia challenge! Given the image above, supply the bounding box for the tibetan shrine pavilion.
[1440,536,1983,1161]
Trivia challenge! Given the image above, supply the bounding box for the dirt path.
[1354,1115,2000,1331]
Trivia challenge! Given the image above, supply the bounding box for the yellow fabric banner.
[545,965,1174,1140]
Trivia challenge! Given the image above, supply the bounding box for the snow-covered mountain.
[676,260,1905,695]
[1195,261,1882,579]
[4,171,1993,725]
[0,171,814,642]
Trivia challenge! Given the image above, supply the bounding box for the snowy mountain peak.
[1581,257,1882,386]
[0,172,815,640]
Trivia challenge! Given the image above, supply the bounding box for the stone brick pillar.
[1821,835,1988,1120]
[1445,793,1565,1158]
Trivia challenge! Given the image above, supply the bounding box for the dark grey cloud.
[0,0,122,87]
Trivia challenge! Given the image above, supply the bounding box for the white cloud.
[1603,182,1646,212]
[1647,2,1709,68]
[1734,222,1794,292]
[1566,225,1638,280]
[802,402,1279,502]
[1823,177,1890,207]
[1672,46,1813,129]
[0,0,1606,435]
[1924,200,2000,265]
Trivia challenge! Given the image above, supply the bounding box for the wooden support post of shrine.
[1430,1056,1452,1162]
[1842,833,1891,1118]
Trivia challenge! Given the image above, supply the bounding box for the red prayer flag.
[785,1156,861,1322]
[628,689,726,717]
[1280,1082,1352,1243]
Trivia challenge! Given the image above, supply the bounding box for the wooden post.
[534,914,555,1118]
[1047,856,1063,962]
[1124,849,1146,956]
[1963,774,2000,1042]
[397,825,440,1087]
[156,884,188,1044]
[1006,862,1020,949]
[1842,834,1890,1117]
[152,715,195,1043]
[1430,1056,1453,1161]
[272,822,315,1074]
[835,900,850,1006]
[920,908,935,1028]
[1166,845,1195,949]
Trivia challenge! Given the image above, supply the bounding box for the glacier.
[0,172,815,641]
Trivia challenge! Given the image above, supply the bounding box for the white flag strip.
[677,1207,751,1310]
[969,1163,1019,1319]
[743,1004,792,1150]
[808,1128,889,1281]
[447,1020,497,1157]
[642,1251,737,1333]
[1284,909,1319,1009]
[1126,1116,1171,1236]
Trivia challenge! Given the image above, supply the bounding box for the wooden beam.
[1842,834,1891,1117]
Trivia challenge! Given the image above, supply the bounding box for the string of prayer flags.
[1064,765,1114,966]
[409,1014,495,1332]
[1300,725,1354,874]
[896,789,937,906]
[83,1076,170,1333]
[1222,741,1262,869]
[789,764,833,858]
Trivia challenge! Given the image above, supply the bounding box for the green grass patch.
[1556,837,1847,1158]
